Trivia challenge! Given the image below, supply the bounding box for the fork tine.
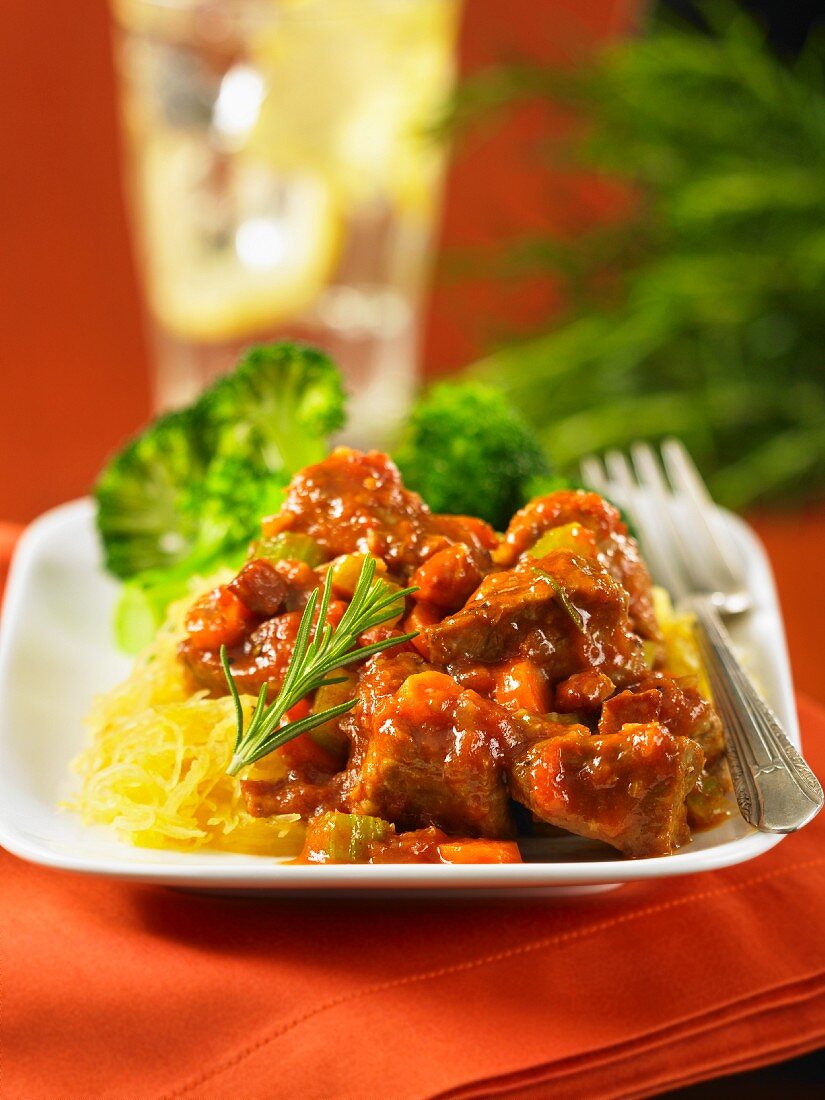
[579,455,609,495]
[627,443,694,601]
[660,438,743,589]
[601,448,687,601]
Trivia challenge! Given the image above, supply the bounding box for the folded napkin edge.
[436,973,825,1100]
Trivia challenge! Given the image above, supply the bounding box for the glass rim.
[112,0,458,32]
[114,0,451,11]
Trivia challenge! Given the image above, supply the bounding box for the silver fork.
[580,438,823,833]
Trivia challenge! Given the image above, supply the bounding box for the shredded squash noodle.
[653,586,711,698]
[68,575,305,856]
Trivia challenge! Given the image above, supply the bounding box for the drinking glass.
[110,0,462,440]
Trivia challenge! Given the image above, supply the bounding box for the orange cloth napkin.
[2,526,824,1100]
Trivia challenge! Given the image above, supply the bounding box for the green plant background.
[453,3,825,510]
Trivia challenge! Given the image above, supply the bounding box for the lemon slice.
[140,137,340,343]
[245,0,460,213]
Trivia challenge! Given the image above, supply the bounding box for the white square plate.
[0,499,800,894]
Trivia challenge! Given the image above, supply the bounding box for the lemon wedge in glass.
[245,0,459,214]
[139,135,340,343]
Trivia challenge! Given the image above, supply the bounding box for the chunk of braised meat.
[509,723,704,857]
[598,688,663,733]
[554,669,615,713]
[227,559,288,618]
[180,599,348,698]
[348,650,430,729]
[268,559,319,611]
[242,721,348,819]
[262,448,425,569]
[421,549,647,691]
[244,778,336,822]
[499,490,661,644]
[425,513,499,555]
[183,585,252,651]
[241,652,427,821]
[340,653,586,836]
[408,542,489,613]
[345,666,517,837]
[261,447,497,578]
[243,774,341,820]
[501,489,622,557]
[599,672,724,765]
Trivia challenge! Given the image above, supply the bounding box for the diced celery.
[310,670,358,753]
[686,771,730,830]
[328,552,387,598]
[113,581,166,656]
[248,532,325,567]
[306,811,393,863]
[528,523,588,558]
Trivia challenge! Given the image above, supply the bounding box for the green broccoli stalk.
[394,381,551,530]
[95,341,346,652]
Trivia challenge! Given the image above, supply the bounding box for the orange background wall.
[0,0,636,524]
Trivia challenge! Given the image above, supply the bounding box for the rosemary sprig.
[533,566,587,634]
[222,556,418,775]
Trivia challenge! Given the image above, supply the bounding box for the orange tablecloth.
[2,525,824,1100]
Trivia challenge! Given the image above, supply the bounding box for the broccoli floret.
[181,454,289,554]
[394,382,551,529]
[199,342,346,474]
[95,342,346,649]
[96,342,345,579]
[95,408,209,579]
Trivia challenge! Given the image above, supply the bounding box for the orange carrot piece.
[493,659,550,715]
[184,586,252,650]
[403,601,441,658]
[438,840,522,864]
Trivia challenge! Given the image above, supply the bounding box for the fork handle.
[688,595,823,832]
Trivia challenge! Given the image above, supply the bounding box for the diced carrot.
[184,586,252,650]
[276,701,347,771]
[277,735,327,772]
[409,544,483,611]
[396,671,462,722]
[261,512,291,538]
[493,659,550,715]
[449,515,500,550]
[322,600,349,631]
[438,840,522,864]
[403,601,441,658]
[277,734,340,772]
[284,699,312,723]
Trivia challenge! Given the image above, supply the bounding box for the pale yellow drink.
[111,0,461,439]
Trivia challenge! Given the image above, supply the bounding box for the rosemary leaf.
[534,566,587,634]
[223,556,418,776]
